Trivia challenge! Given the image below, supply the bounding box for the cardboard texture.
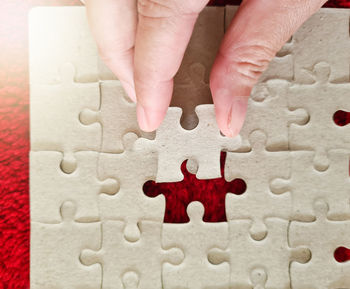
[30,6,350,289]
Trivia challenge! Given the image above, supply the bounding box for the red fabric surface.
[0,0,349,288]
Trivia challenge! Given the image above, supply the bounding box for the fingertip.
[227,96,248,137]
[136,103,167,132]
[212,87,248,138]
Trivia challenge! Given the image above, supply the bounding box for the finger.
[134,0,209,131]
[210,0,327,137]
[85,0,137,101]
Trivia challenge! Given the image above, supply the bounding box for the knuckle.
[223,44,276,85]
[137,0,206,18]
[137,0,175,18]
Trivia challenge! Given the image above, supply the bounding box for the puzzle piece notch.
[271,150,350,222]
[172,62,212,130]
[136,104,241,182]
[237,79,308,152]
[30,62,101,173]
[162,201,230,289]
[98,132,165,242]
[30,151,118,223]
[31,201,101,289]
[290,199,350,289]
[250,268,267,289]
[80,80,154,154]
[122,271,139,289]
[334,247,350,263]
[225,130,292,240]
[333,110,350,127]
[81,220,184,289]
[208,218,310,289]
[172,7,224,130]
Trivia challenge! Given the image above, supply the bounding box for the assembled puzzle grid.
[29,6,350,289]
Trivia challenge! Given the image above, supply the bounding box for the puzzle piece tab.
[31,201,101,289]
[136,105,241,182]
[81,220,183,289]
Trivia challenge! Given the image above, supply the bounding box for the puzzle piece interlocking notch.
[135,104,241,183]
[171,7,224,130]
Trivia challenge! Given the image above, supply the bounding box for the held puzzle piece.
[135,105,242,182]
[30,5,350,289]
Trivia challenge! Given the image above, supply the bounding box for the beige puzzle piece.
[290,199,350,289]
[237,80,308,152]
[81,220,184,289]
[98,133,164,242]
[30,63,101,173]
[288,62,350,171]
[135,105,241,182]
[225,130,292,240]
[31,201,101,289]
[30,151,117,223]
[162,202,230,289]
[80,80,153,154]
[271,150,350,222]
[209,218,310,289]
[172,7,224,129]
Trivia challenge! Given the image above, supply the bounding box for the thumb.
[210,0,327,137]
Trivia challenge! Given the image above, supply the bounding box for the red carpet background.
[0,1,349,288]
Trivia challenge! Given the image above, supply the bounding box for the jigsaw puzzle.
[30,5,350,289]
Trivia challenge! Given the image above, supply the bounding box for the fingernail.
[227,97,248,137]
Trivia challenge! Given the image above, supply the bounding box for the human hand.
[85,0,327,137]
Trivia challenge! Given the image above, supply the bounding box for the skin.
[85,0,327,137]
